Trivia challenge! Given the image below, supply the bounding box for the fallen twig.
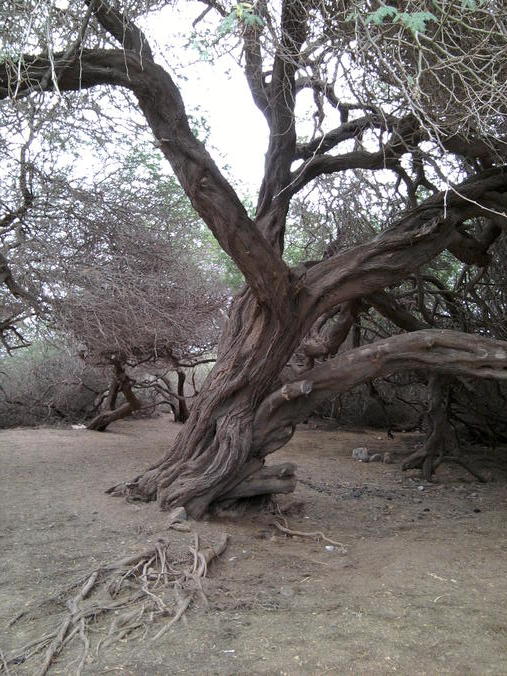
[272,520,348,553]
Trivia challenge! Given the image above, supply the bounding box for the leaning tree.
[1,0,507,517]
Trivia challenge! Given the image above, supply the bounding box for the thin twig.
[272,521,347,553]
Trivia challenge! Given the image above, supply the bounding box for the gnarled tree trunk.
[402,375,489,482]
[110,289,305,517]
[87,361,141,432]
[109,320,507,517]
[402,374,456,479]
[175,370,190,423]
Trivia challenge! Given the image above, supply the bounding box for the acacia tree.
[0,106,44,352]
[1,0,507,517]
[57,220,223,430]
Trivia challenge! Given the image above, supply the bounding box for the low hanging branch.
[253,330,507,456]
[300,167,507,322]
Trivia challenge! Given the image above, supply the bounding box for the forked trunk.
[175,370,190,423]
[402,375,487,483]
[87,361,141,432]
[112,290,303,518]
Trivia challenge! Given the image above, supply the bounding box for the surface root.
[2,532,229,675]
[272,519,348,553]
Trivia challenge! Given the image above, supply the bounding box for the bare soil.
[1,417,506,675]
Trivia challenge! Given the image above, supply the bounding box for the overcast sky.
[146,2,270,195]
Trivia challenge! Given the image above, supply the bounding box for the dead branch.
[272,520,347,553]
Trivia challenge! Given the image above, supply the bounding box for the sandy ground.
[0,416,506,675]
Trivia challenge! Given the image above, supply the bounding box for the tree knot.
[281,380,312,400]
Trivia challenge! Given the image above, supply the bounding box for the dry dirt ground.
[1,416,506,675]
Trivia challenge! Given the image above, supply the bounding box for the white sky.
[145,2,270,195]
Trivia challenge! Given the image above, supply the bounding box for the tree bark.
[105,373,120,411]
[402,375,490,482]
[175,370,190,423]
[110,288,304,517]
[106,326,507,517]
[3,1,507,518]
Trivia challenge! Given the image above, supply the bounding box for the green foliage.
[366,6,437,35]
[188,33,213,62]
[0,49,17,64]
[365,6,398,24]
[219,3,264,35]
[427,250,463,287]
[199,226,244,291]
[188,112,211,143]
[398,11,437,34]
[460,0,481,9]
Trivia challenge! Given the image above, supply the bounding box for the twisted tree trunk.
[87,361,141,432]
[402,375,490,482]
[175,370,190,423]
[109,289,305,517]
[107,320,507,517]
[402,375,456,479]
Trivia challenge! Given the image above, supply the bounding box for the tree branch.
[253,329,507,455]
[367,291,428,332]
[243,4,270,122]
[0,252,39,306]
[300,300,358,360]
[299,167,507,321]
[84,0,153,61]
[294,113,397,160]
[255,0,308,249]
[288,115,423,196]
[0,33,292,312]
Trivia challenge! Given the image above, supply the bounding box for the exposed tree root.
[401,377,489,483]
[1,532,229,675]
[0,649,10,676]
[435,456,488,483]
[272,519,348,553]
[403,447,488,483]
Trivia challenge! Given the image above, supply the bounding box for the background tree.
[0,102,225,425]
[1,0,507,517]
[57,218,224,430]
[0,341,107,427]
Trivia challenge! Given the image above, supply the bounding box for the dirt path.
[1,417,506,674]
